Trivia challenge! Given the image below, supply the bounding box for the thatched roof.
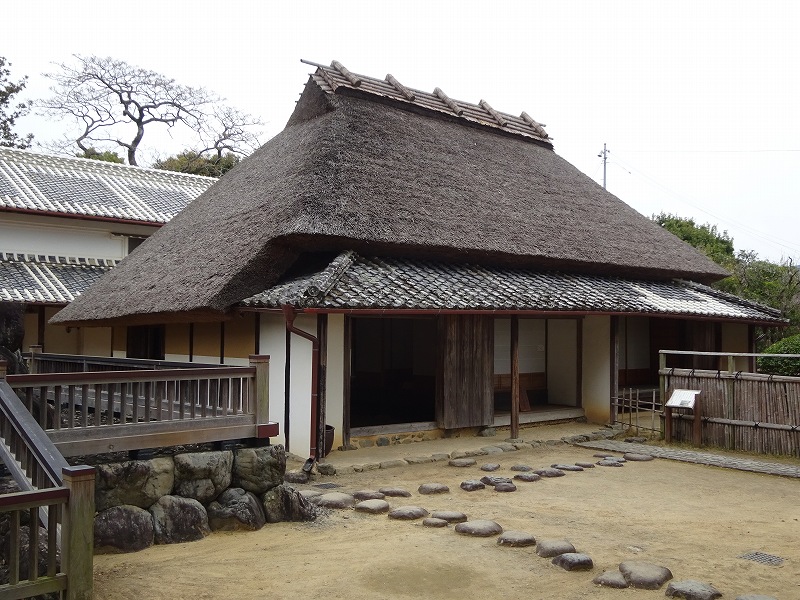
[53,61,729,326]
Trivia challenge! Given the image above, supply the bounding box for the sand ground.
[93,427,800,600]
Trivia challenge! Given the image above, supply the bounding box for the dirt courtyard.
[93,443,799,600]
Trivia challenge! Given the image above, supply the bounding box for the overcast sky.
[5,1,799,262]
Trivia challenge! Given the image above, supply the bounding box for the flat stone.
[418,482,449,495]
[575,462,596,468]
[619,561,673,590]
[534,468,566,478]
[545,439,566,446]
[405,456,434,465]
[378,487,412,498]
[423,517,448,528]
[454,520,503,537]
[450,451,468,459]
[513,443,533,450]
[315,492,355,509]
[735,596,778,600]
[430,510,468,523]
[510,464,532,471]
[552,464,584,472]
[593,571,629,588]
[504,438,524,444]
[536,539,576,558]
[481,446,504,454]
[449,458,477,467]
[431,453,450,462]
[665,580,722,600]
[353,490,386,501]
[593,453,617,458]
[552,553,594,571]
[460,480,486,491]
[625,436,648,443]
[513,472,542,482]
[388,505,429,520]
[623,453,655,462]
[464,449,489,457]
[597,459,625,467]
[480,463,501,471]
[478,427,496,437]
[480,475,513,486]
[497,530,536,547]
[355,499,390,514]
[494,482,517,492]
[379,459,408,469]
[495,442,518,452]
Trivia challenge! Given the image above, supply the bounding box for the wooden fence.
[0,361,95,600]
[6,355,276,457]
[612,387,661,435]
[660,351,800,456]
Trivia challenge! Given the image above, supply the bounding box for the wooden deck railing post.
[658,352,667,437]
[29,345,43,374]
[61,465,95,600]
[0,359,6,380]
[725,354,736,450]
[250,355,270,426]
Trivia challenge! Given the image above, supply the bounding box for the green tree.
[757,333,800,376]
[153,151,238,177]
[77,147,124,163]
[652,212,735,267]
[0,56,33,149]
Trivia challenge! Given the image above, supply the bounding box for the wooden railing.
[659,351,800,456]
[25,346,220,375]
[0,361,95,600]
[6,355,276,457]
[612,387,661,435]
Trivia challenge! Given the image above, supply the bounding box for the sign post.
[665,389,702,446]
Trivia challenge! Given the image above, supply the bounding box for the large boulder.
[95,457,174,510]
[232,445,285,494]
[173,451,233,504]
[94,505,154,553]
[207,488,266,531]
[262,484,317,523]
[149,495,210,544]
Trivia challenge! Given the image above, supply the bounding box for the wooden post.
[664,405,673,444]
[0,359,6,380]
[693,396,702,446]
[725,354,736,450]
[510,316,520,440]
[30,345,43,374]
[658,352,667,438]
[61,465,95,600]
[249,355,270,425]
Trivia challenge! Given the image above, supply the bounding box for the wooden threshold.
[350,421,438,437]
[493,407,584,427]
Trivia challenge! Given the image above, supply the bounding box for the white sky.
[5,1,799,262]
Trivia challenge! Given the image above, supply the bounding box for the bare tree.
[39,55,261,166]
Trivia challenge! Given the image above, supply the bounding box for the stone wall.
[93,445,316,554]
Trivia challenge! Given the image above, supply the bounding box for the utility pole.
[597,143,608,189]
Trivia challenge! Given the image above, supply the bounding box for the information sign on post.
[665,389,702,446]
[665,389,700,409]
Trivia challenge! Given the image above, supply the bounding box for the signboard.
[666,389,700,409]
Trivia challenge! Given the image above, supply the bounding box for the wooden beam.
[510,316,520,439]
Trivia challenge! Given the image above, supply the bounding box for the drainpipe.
[282,305,320,464]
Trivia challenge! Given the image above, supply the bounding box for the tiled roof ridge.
[0,252,120,267]
[302,59,552,146]
[0,146,217,182]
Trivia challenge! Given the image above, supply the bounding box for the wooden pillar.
[693,397,703,446]
[658,352,666,437]
[62,465,95,600]
[0,359,6,380]
[29,345,43,374]
[510,316,520,440]
[249,355,270,425]
[725,354,735,450]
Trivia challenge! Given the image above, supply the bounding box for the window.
[126,325,165,360]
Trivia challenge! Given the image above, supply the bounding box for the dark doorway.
[350,317,437,427]
[126,325,165,360]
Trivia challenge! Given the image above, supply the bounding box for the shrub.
[757,334,800,376]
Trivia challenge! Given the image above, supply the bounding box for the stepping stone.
[597,459,624,467]
[593,453,617,458]
[535,539,575,558]
[534,468,566,478]
[460,480,486,492]
[298,489,323,500]
[454,520,503,537]
[665,580,722,600]
[422,517,448,528]
[388,506,429,520]
[735,596,778,600]
[510,464,532,471]
[497,530,536,547]
[575,462,596,468]
[514,473,541,482]
[552,553,594,571]
[355,499,390,514]
[353,490,385,501]
[480,475,512,486]
[481,463,501,472]
[418,483,449,495]
[430,510,468,523]
[623,452,654,462]
[619,561,673,590]
[593,571,629,588]
[315,492,355,509]
[625,436,648,443]
[379,487,412,498]
[552,464,584,472]
[481,446,504,454]
[449,458,477,467]
[494,482,517,492]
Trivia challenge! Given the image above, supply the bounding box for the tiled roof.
[0,253,117,304]
[242,251,783,324]
[303,59,552,146]
[0,147,215,223]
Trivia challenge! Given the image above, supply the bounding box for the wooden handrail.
[8,366,255,386]
[0,487,69,511]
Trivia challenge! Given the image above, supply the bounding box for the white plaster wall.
[326,315,345,450]
[494,318,546,374]
[259,312,315,456]
[547,319,578,405]
[0,219,126,259]
[582,315,612,424]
